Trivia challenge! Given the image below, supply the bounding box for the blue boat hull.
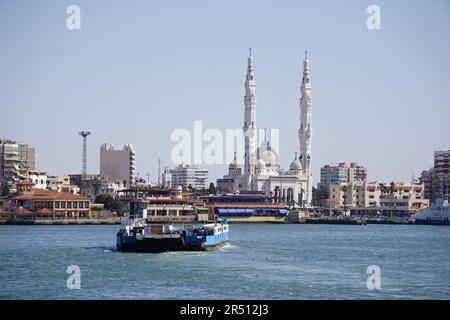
[415,219,450,226]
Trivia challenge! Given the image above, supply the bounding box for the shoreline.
[0,217,417,225]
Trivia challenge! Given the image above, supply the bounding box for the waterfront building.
[162,164,209,190]
[100,143,136,187]
[218,51,313,207]
[319,162,367,187]
[329,181,428,216]
[0,139,36,192]
[420,150,450,201]
[4,181,91,218]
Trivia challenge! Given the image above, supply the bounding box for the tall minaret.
[299,51,313,203]
[243,48,257,191]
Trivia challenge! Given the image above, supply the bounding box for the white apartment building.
[319,162,367,187]
[329,181,428,214]
[100,143,136,186]
[27,170,47,190]
[162,164,209,190]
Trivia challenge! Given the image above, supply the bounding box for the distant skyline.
[1,0,449,185]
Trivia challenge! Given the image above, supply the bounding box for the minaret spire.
[243,48,257,191]
[299,51,313,205]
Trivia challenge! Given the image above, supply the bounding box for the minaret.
[299,51,313,203]
[243,48,257,191]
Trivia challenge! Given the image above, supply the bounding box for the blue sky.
[0,0,449,185]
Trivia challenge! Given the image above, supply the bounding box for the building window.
[55,201,60,209]
[73,201,77,208]
[61,202,66,209]
[67,202,72,209]
[85,201,90,209]
[79,201,83,209]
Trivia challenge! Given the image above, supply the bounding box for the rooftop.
[14,189,90,201]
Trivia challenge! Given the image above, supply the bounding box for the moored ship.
[413,198,450,225]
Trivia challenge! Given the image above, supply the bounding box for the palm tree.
[388,182,396,219]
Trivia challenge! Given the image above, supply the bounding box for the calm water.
[0,224,449,299]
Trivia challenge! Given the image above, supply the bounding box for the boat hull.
[414,219,450,226]
[116,234,229,253]
[117,236,186,253]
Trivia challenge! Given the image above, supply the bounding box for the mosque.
[217,50,313,207]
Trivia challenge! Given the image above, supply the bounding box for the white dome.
[289,153,302,171]
[229,159,241,169]
[256,143,278,166]
[255,158,266,169]
[290,159,302,171]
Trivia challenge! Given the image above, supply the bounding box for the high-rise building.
[18,143,35,172]
[319,162,367,187]
[0,139,36,192]
[420,150,450,201]
[434,150,450,198]
[100,143,136,186]
[162,164,209,190]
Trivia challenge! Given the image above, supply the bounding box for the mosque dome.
[229,152,241,169]
[289,153,302,171]
[256,142,278,167]
[229,159,240,169]
[255,158,266,169]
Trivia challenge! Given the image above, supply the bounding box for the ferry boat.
[413,198,450,225]
[116,219,230,252]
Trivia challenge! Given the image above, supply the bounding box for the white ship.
[413,198,450,225]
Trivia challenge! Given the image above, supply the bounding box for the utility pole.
[78,131,91,179]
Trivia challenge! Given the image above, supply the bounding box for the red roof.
[14,189,89,201]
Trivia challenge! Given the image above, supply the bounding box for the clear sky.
[1,0,449,185]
